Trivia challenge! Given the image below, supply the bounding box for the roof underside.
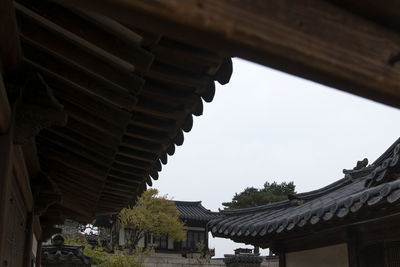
[209,138,400,247]
[9,0,232,223]
[1,0,399,234]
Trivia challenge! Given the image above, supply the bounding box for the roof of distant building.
[175,201,219,223]
[209,137,400,245]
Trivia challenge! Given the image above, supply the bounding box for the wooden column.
[35,240,42,267]
[0,105,14,266]
[23,213,34,267]
[0,0,21,70]
[347,229,360,267]
[0,62,11,134]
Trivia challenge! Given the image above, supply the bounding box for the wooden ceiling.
[6,0,232,222]
[53,0,400,109]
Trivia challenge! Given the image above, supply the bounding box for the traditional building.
[209,138,400,266]
[95,201,219,256]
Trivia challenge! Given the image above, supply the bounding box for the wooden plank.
[0,0,21,70]
[53,0,400,108]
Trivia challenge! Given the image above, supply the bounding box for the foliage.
[222,181,296,209]
[63,234,142,267]
[194,242,211,266]
[118,188,186,247]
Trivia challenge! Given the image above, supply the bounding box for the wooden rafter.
[53,0,400,108]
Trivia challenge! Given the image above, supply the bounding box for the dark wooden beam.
[15,2,134,73]
[47,127,116,159]
[117,147,158,163]
[19,0,154,72]
[53,0,400,108]
[114,155,152,170]
[108,169,143,183]
[62,117,121,149]
[60,100,126,137]
[39,130,113,166]
[0,0,21,70]
[153,37,222,74]
[16,10,145,94]
[142,82,199,107]
[125,125,170,143]
[121,136,164,154]
[130,114,177,133]
[38,145,107,181]
[21,40,137,110]
[133,98,187,121]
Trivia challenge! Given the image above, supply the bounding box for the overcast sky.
[152,58,400,257]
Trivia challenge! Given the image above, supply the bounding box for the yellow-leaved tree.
[118,188,186,248]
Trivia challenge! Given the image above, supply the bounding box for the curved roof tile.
[209,138,400,241]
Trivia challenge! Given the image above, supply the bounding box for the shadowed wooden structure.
[0,0,399,266]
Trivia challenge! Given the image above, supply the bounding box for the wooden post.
[23,213,34,267]
[0,102,14,266]
[278,251,286,267]
[347,229,360,267]
[35,240,42,267]
[0,0,22,70]
[0,61,11,134]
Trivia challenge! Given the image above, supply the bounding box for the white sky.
[152,58,400,257]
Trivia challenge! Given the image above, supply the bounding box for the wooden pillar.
[35,240,42,267]
[278,251,286,267]
[347,229,360,267]
[0,102,14,266]
[0,62,11,134]
[23,212,34,267]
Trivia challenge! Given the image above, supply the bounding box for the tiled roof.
[93,201,218,227]
[175,201,219,223]
[209,138,400,241]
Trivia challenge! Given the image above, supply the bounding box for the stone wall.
[141,254,279,267]
[92,254,279,267]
